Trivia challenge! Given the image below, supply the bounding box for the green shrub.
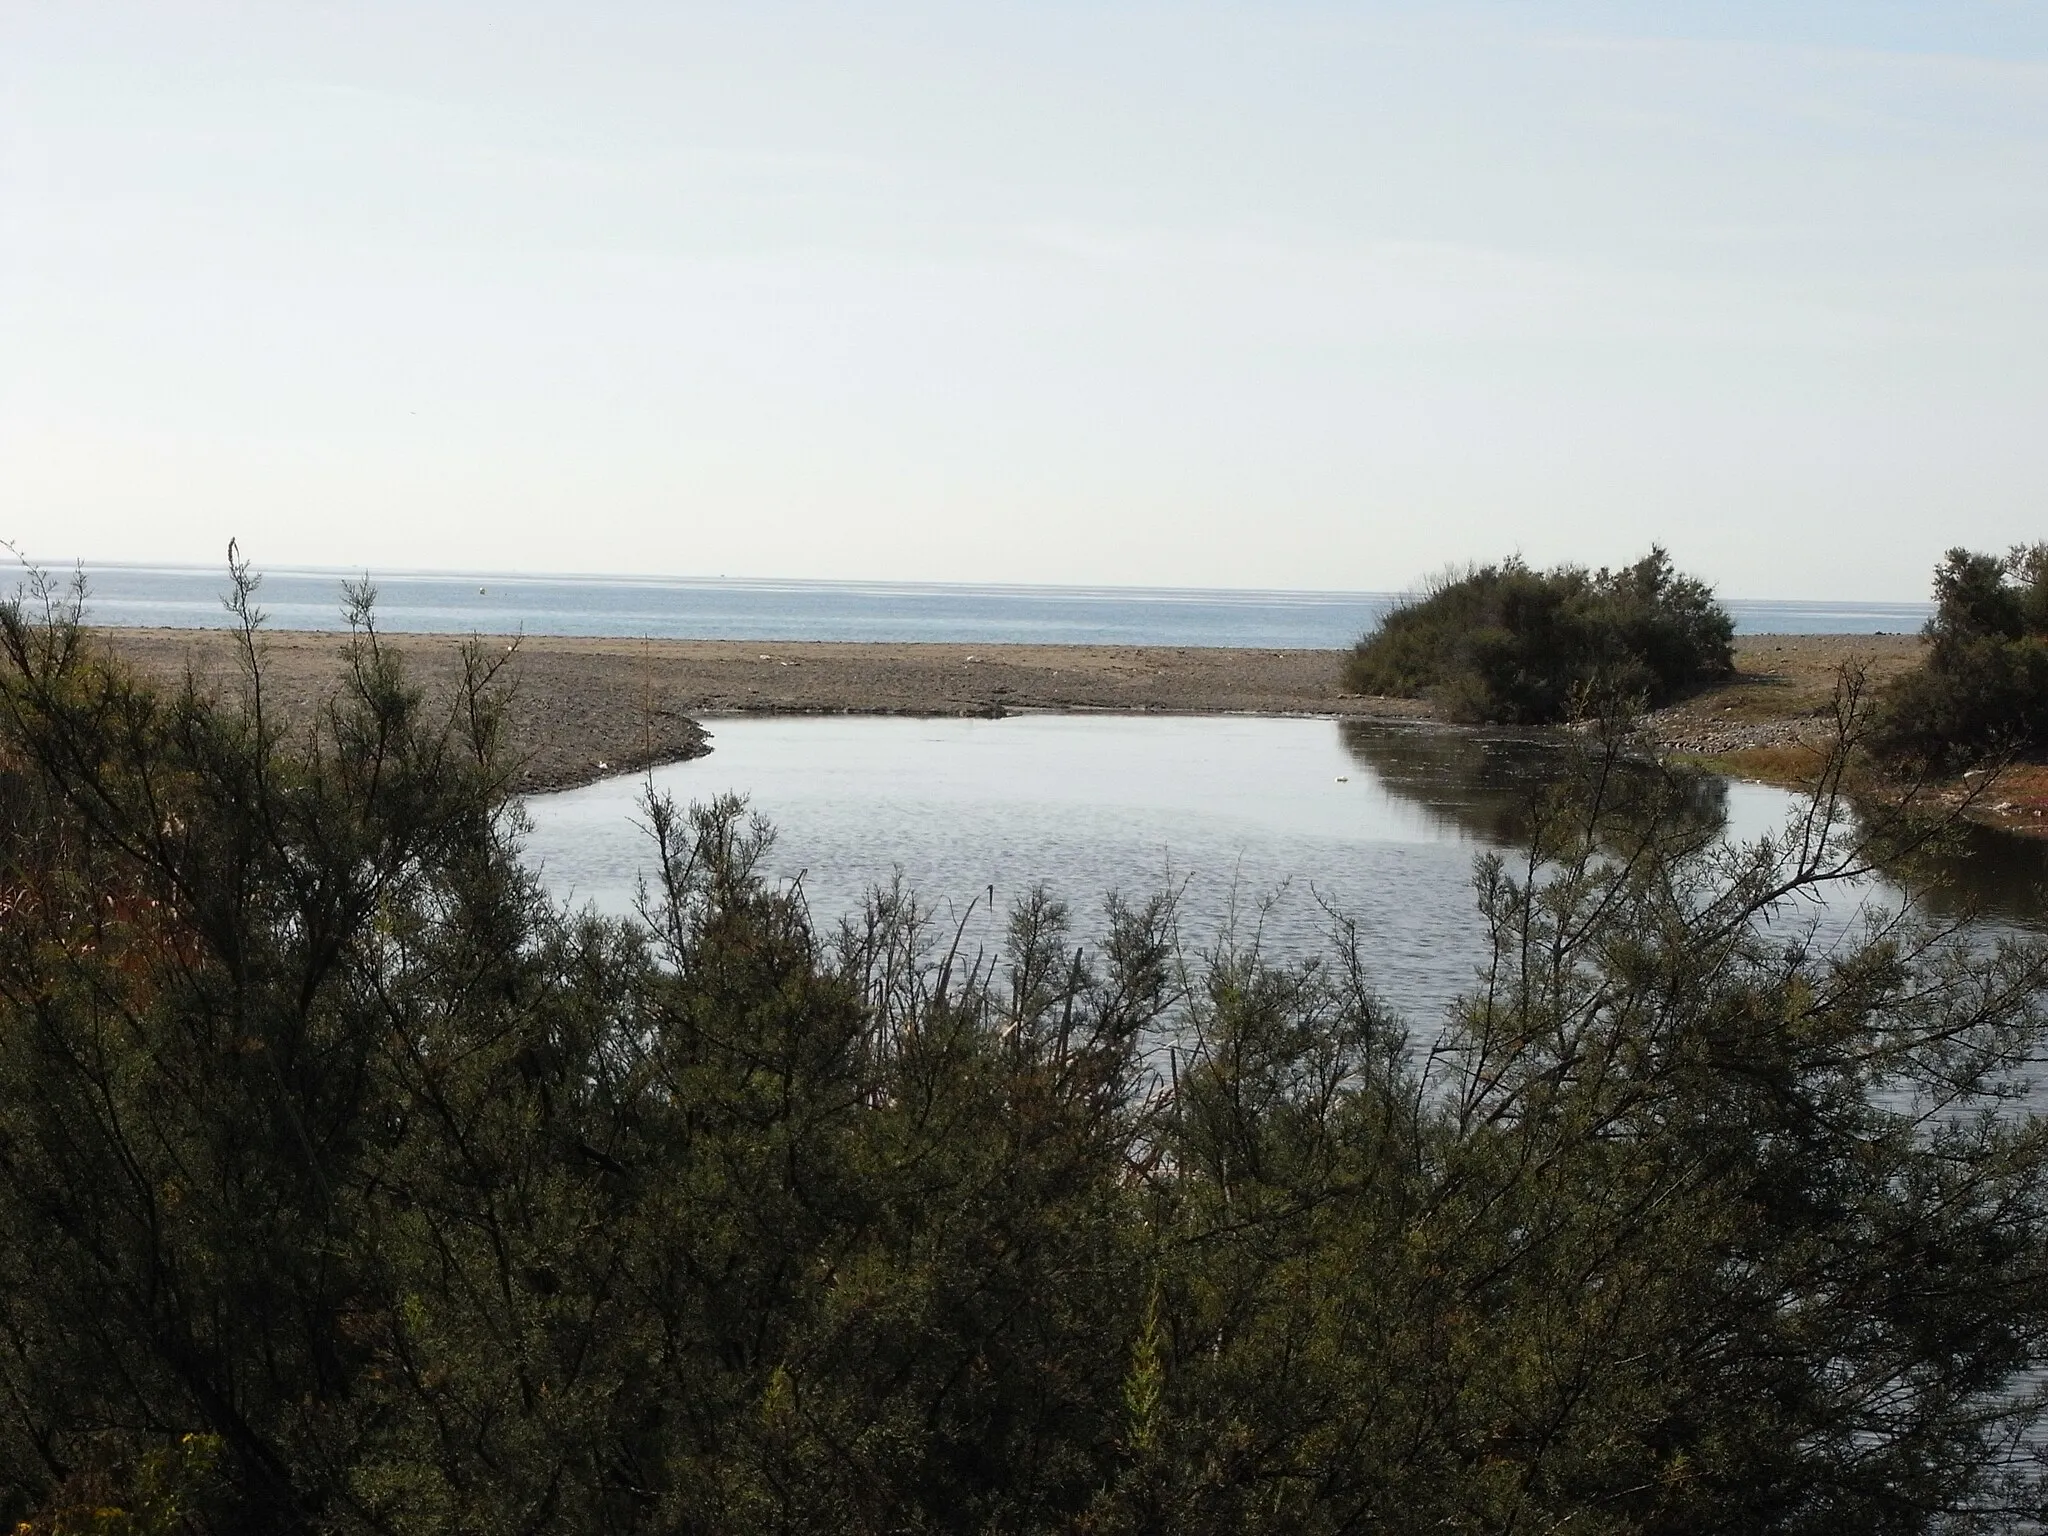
[1872,544,2048,771]
[1345,547,1734,723]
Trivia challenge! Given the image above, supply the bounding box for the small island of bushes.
[1345,546,1735,724]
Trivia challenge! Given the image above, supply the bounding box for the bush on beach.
[1872,543,2048,772]
[1345,547,1735,723]
[3,563,2048,1533]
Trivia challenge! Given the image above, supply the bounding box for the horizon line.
[21,558,1934,611]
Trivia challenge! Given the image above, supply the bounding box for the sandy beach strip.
[98,627,1924,794]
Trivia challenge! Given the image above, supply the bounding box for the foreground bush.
[4,566,2048,1532]
[1873,544,2048,771]
[1346,547,1734,723]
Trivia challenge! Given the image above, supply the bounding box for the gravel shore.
[1642,632,1926,757]
[100,627,1925,794]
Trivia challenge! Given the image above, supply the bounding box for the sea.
[45,563,1928,647]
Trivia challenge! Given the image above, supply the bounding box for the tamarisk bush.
[1346,547,1735,723]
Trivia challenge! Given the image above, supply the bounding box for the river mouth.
[521,715,2048,1023]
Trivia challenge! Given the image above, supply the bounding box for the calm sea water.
[57,564,1928,646]
[522,717,2033,1025]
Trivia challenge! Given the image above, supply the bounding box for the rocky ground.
[1642,633,1926,757]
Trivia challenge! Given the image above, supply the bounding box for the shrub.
[1345,547,1734,723]
[1872,544,2048,771]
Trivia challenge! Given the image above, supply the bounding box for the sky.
[3,2,2046,600]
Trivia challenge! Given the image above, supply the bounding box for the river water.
[521,716,2048,1025]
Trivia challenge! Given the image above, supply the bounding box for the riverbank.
[101,627,1927,796]
[1642,633,2048,837]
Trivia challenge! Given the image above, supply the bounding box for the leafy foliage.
[3,564,2048,1532]
[1873,544,2048,771]
[1345,547,1735,723]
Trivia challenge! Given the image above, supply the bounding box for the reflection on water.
[1340,720,2048,927]
[1860,806,2048,924]
[1335,721,1558,847]
[1336,721,1731,850]
[520,716,2047,1025]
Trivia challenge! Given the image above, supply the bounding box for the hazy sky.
[4,2,2046,598]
